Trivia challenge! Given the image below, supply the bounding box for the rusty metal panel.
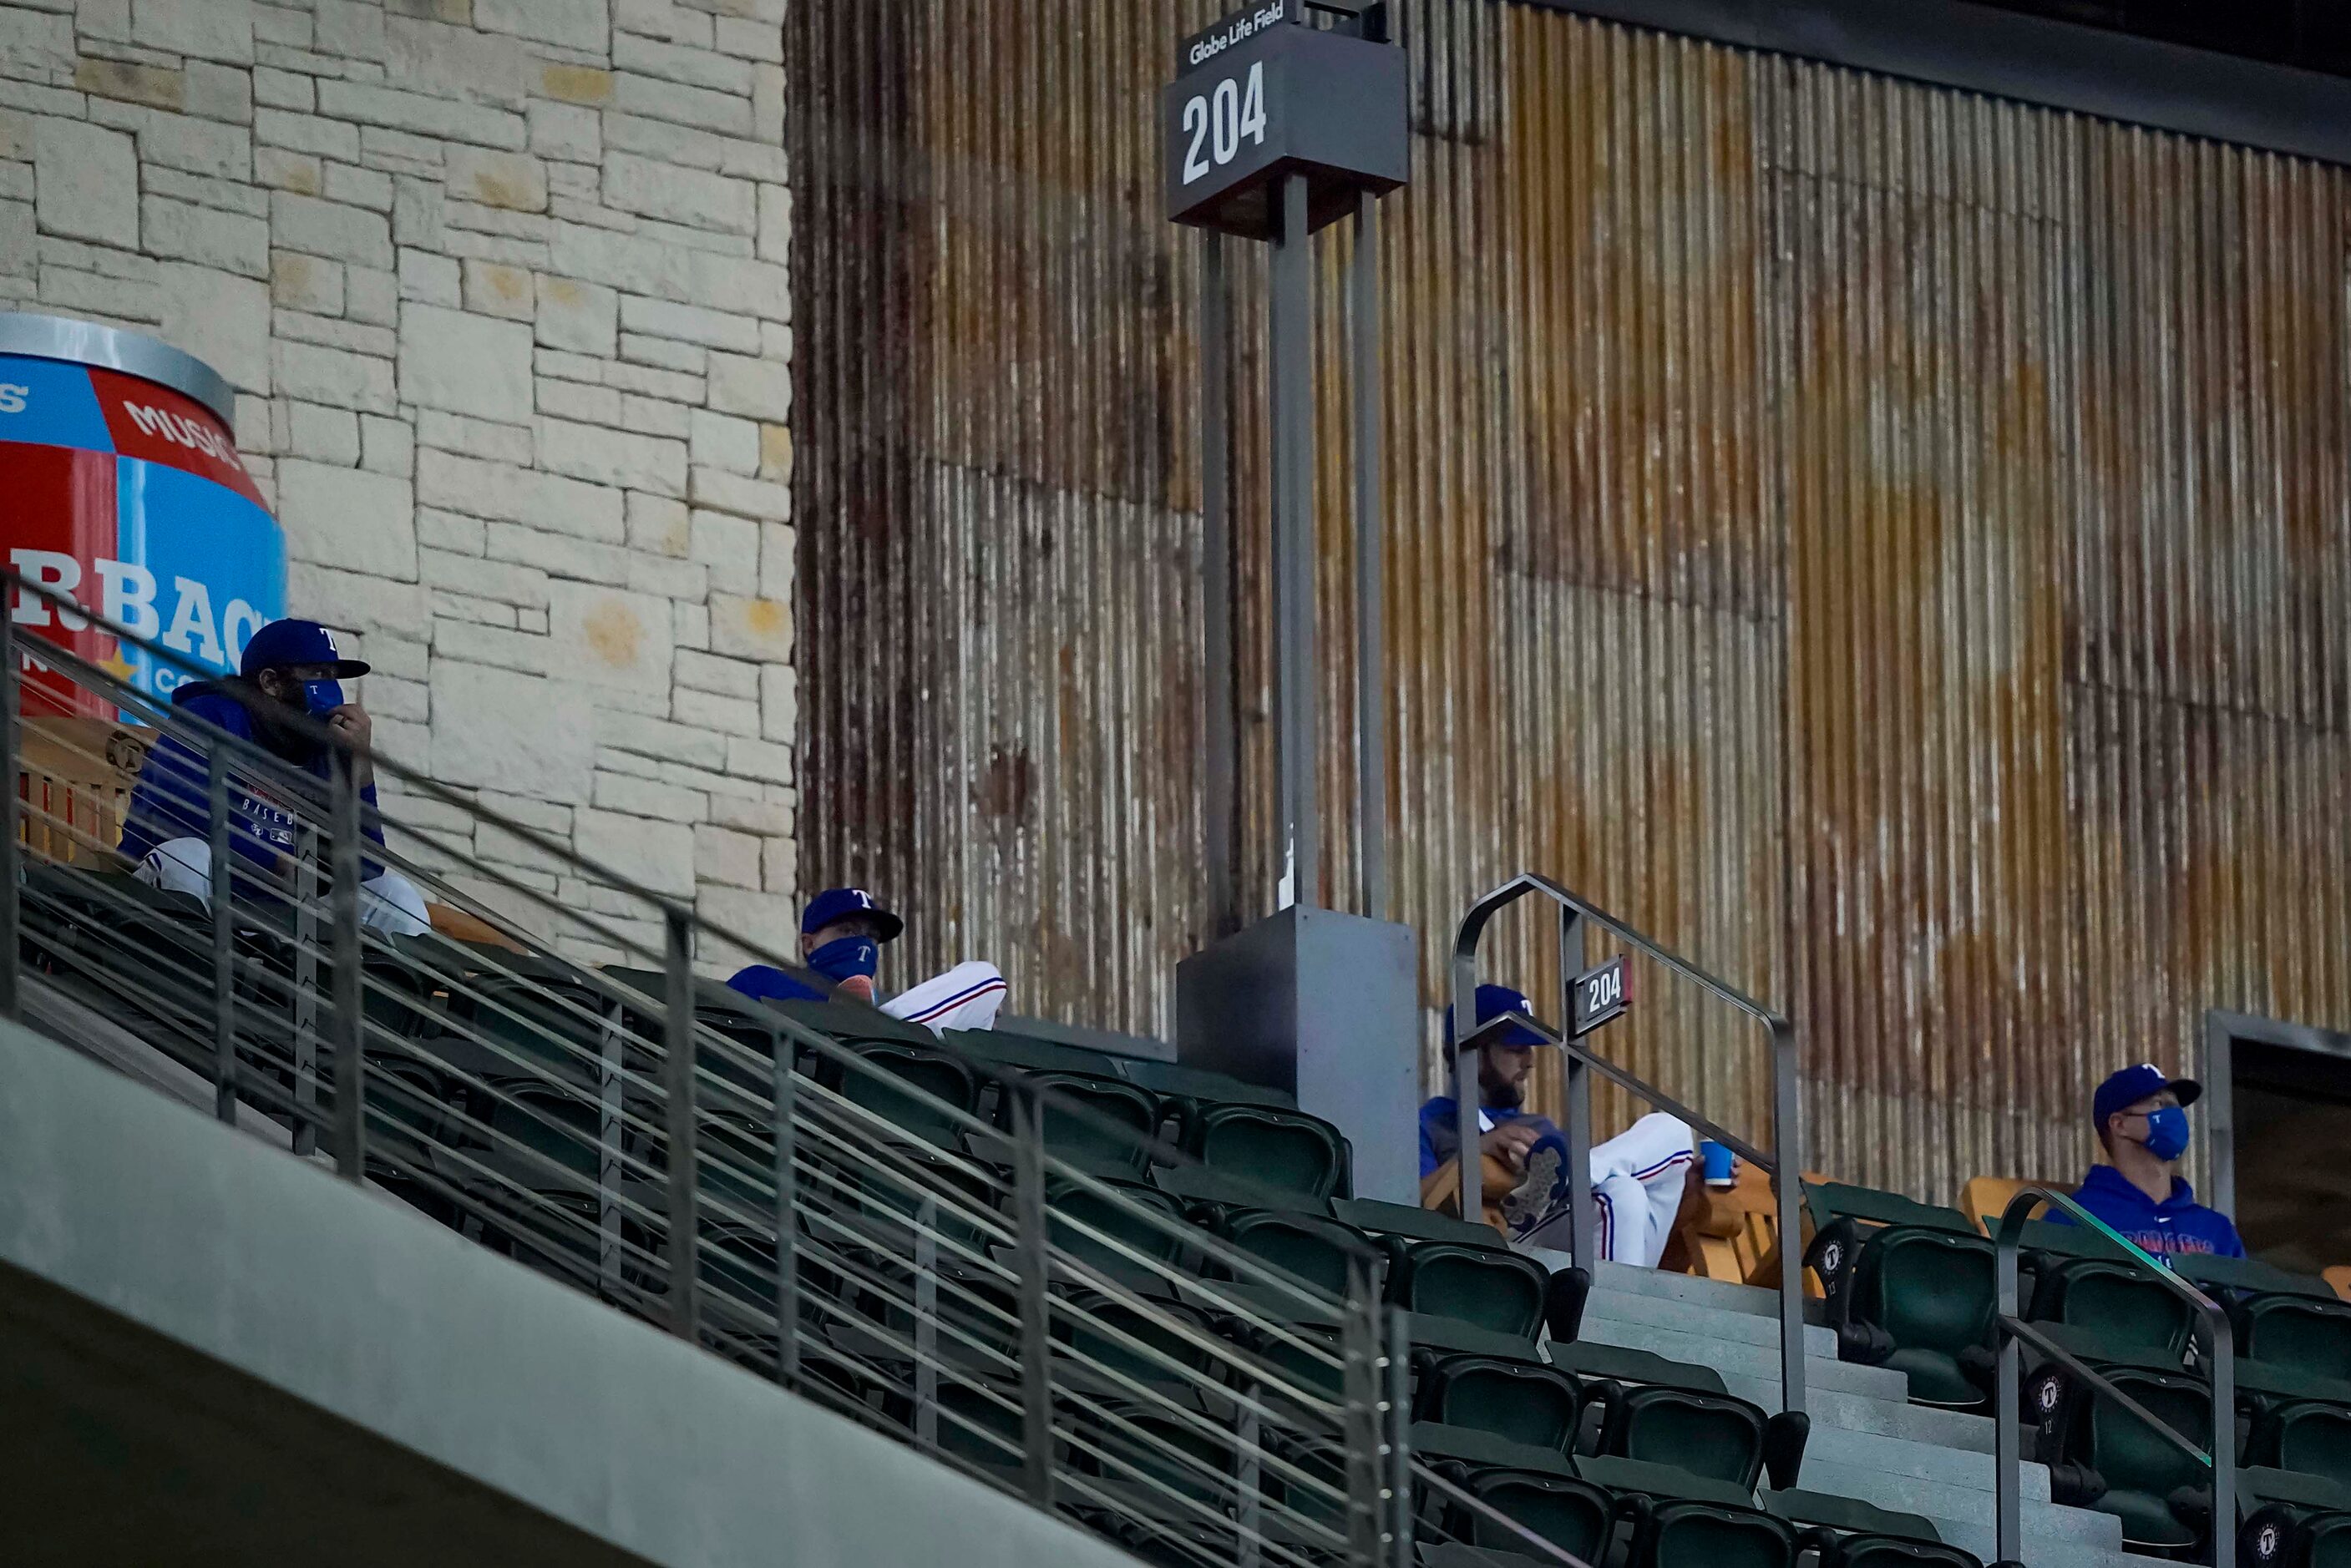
[790,0,2351,1202]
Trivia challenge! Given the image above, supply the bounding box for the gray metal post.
[1451,941,1482,1227]
[598,999,625,1298]
[1342,1252,1383,1564]
[208,747,236,1122]
[1560,908,1595,1271]
[1350,189,1386,923]
[915,1192,939,1452]
[0,609,18,1024]
[1237,1401,1262,1568]
[1011,1088,1055,1506]
[1386,1304,1412,1568]
[1994,1212,2024,1565]
[1772,1022,1807,1414]
[1270,171,1316,909]
[1202,230,1238,938]
[773,1026,800,1387]
[292,824,318,1156]
[2212,1310,2237,1568]
[329,751,364,1181]
[2202,1011,2236,1216]
[664,908,701,1340]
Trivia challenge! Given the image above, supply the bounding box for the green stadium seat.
[1048,1176,1189,1283]
[1805,1182,1997,1409]
[1008,1070,1162,1176]
[1463,1467,1619,1565]
[1214,1206,1382,1297]
[813,1038,980,1147]
[1416,1353,1589,1458]
[1055,1288,1225,1400]
[1601,1378,1772,1490]
[1634,1496,1801,1568]
[2026,1256,2195,1363]
[2036,1358,2213,1555]
[1183,1102,1350,1201]
[1390,1239,1548,1351]
[2237,1291,2351,1384]
[1762,1488,1969,1565]
[2247,1398,2351,1489]
[1544,1338,1788,1490]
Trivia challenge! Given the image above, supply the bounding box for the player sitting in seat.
[728,886,1008,1034]
[1418,983,1700,1266]
[2066,1063,2245,1258]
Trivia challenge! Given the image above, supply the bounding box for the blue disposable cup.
[1700,1139,1736,1188]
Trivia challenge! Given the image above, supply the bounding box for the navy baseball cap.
[1444,983,1549,1050]
[240,618,369,680]
[2092,1063,2202,1131]
[802,887,903,943]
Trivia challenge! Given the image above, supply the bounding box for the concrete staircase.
[1576,1261,2174,1568]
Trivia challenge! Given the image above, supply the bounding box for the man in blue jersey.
[119,617,428,934]
[2069,1063,2245,1260]
[729,886,1006,1033]
[1419,982,1695,1265]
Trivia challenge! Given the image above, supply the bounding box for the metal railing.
[0,574,1607,1568]
[1451,873,1807,1415]
[1993,1186,2237,1568]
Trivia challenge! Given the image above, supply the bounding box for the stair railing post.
[1772,1017,1806,1415]
[208,746,236,1122]
[329,745,364,1181]
[1342,1251,1383,1566]
[664,908,700,1341]
[1995,1207,2024,1565]
[1558,905,1594,1271]
[1011,1085,1055,1506]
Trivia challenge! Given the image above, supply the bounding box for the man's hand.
[1480,1119,1542,1174]
[327,703,374,787]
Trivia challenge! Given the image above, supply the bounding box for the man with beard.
[1419,983,1697,1266]
[118,618,428,934]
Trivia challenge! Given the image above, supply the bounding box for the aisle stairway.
[1578,1261,2176,1567]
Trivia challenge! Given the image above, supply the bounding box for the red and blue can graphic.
[0,352,285,720]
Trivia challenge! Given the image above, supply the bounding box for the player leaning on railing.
[114,616,431,935]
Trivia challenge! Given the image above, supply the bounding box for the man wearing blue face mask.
[118,617,429,935]
[728,888,1007,1033]
[2066,1064,2245,1259]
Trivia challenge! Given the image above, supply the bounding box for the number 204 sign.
[1163,5,1407,240]
[1177,62,1270,189]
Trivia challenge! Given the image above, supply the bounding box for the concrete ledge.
[0,1019,1137,1568]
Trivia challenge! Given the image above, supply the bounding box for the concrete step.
[1800,1457,2120,1546]
[1720,1377,2000,1454]
[1927,1509,2180,1568]
[1579,1257,1827,1325]
[1580,1284,1838,1358]
[1801,1422,2050,1502]
[1576,1315,1912,1401]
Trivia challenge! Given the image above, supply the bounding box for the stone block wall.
[0,0,798,964]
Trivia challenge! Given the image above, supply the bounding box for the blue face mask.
[2137,1105,2191,1163]
[300,678,346,717]
[808,935,879,983]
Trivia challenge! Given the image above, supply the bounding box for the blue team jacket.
[728,964,825,1005]
[2064,1163,2246,1260]
[119,680,384,872]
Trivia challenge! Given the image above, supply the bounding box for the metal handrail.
[1993,1186,2236,1568]
[0,573,1423,1568]
[1450,872,1806,1415]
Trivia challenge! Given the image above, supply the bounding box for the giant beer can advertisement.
[0,316,284,721]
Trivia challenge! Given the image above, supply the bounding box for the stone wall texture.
[0,0,797,964]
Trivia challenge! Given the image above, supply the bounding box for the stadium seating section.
[23,859,2351,1568]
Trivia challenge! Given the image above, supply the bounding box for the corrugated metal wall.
[788,0,2351,1201]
